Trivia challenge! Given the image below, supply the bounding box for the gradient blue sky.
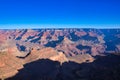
[0,0,120,29]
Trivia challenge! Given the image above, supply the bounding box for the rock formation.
[0,28,120,79]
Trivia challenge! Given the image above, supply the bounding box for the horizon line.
[0,24,120,29]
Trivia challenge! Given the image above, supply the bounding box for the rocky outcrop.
[8,44,30,58]
[0,52,24,79]
[68,54,94,63]
[50,52,68,64]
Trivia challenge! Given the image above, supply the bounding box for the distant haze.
[0,24,120,29]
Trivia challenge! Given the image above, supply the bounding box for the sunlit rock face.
[0,29,120,56]
[0,29,120,57]
[0,29,120,79]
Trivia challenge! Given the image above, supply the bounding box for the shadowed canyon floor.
[6,54,120,80]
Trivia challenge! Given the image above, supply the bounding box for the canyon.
[0,28,120,80]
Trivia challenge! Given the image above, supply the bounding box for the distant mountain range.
[0,29,120,56]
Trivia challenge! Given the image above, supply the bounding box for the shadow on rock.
[6,54,120,80]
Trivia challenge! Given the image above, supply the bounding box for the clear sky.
[0,0,120,29]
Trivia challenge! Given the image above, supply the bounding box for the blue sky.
[0,0,120,29]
